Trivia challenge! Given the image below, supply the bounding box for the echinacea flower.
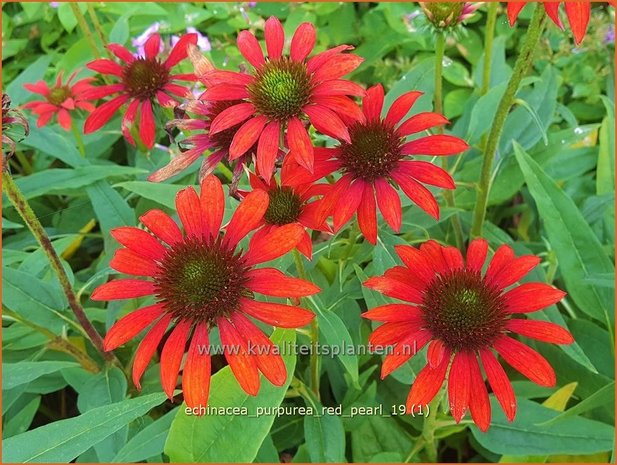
[362,239,573,431]
[23,71,96,130]
[244,167,331,260]
[507,1,591,45]
[290,84,468,245]
[83,32,198,149]
[92,175,318,409]
[2,93,29,163]
[198,16,364,175]
[419,2,480,29]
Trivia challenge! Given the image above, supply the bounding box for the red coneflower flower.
[291,84,468,245]
[198,16,364,174]
[244,167,331,260]
[23,71,96,130]
[362,238,573,431]
[92,175,318,409]
[83,32,197,149]
[507,1,590,45]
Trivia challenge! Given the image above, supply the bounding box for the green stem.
[72,120,86,157]
[481,2,498,96]
[293,249,320,399]
[70,3,101,60]
[2,171,118,366]
[86,4,112,59]
[471,4,546,238]
[434,32,464,250]
[422,392,444,462]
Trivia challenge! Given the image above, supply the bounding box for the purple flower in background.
[605,25,615,45]
[50,2,60,7]
[171,27,210,52]
[248,2,257,7]
[132,22,162,56]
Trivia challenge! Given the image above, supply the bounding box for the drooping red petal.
[182,323,211,410]
[231,312,287,386]
[244,223,305,266]
[140,209,183,246]
[357,182,377,245]
[368,321,423,347]
[110,226,167,261]
[427,339,446,368]
[103,304,165,351]
[290,22,316,62]
[265,16,284,60]
[132,313,172,390]
[110,248,160,277]
[240,297,315,328]
[506,319,574,344]
[506,2,526,26]
[296,230,313,259]
[391,171,439,219]
[502,283,566,313]
[246,267,320,297]
[468,355,491,432]
[87,59,124,77]
[121,99,140,146]
[564,1,590,45]
[287,117,314,173]
[381,330,431,379]
[493,335,556,387]
[314,174,352,224]
[176,186,205,238]
[256,120,281,182]
[364,276,424,304]
[139,100,155,149]
[396,160,455,189]
[229,115,268,160]
[57,108,72,131]
[209,103,255,135]
[465,238,488,273]
[224,189,269,248]
[401,134,469,156]
[544,2,564,29]
[362,84,384,122]
[218,317,260,395]
[160,319,191,399]
[91,279,157,301]
[397,112,450,137]
[375,178,402,232]
[237,30,265,69]
[362,303,422,322]
[480,348,516,422]
[406,351,450,410]
[164,33,198,69]
[384,91,423,127]
[448,351,472,423]
[199,175,225,240]
[303,104,350,143]
[333,179,365,231]
[83,95,129,133]
[312,95,364,125]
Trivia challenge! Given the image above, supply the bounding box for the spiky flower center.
[154,238,248,324]
[264,187,303,225]
[423,2,465,27]
[48,86,72,106]
[248,58,312,120]
[123,58,170,100]
[422,269,507,351]
[339,121,404,182]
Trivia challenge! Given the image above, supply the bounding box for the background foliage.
[2,2,615,463]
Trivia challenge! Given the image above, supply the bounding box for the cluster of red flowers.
[18,5,589,432]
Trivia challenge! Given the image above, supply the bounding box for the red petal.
[144,33,162,59]
[229,115,268,160]
[465,238,488,273]
[165,33,198,68]
[81,84,125,100]
[160,319,191,399]
[391,171,439,219]
[368,321,422,347]
[140,209,183,246]
[502,283,566,313]
[110,226,167,261]
[420,241,450,276]
[182,323,211,410]
[357,182,377,245]
[312,95,364,125]
[362,303,422,322]
[231,312,287,386]
[290,22,316,62]
[57,108,71,131]
[256,120,281,182]
[312,54,364,82]
[23,80,50,96]
[103,304,165,351]
[401,134,469,156]
[333,179,365,231]
[91,279,157,301]
[448,351,472,423]
[480,348,516,422]
[139,100,155,149]
[303,104,350,143]
[381,330,431,378]
[107,44,135,63]
[489,255,540,290]
[442,246,464,271]
[544,2,564,29]
[406,351,450,410]
[363,276,424,304]
[287,117,314,172]
[87,59,124,77]
[394,245,435,283]
[240,297,315,328]
[244,223,305,266]
[110,248,160,277]
[314,174,352,224]
[176,186,205,238]
[385,91,423,127]
[237,30,265,69]
[493,335,556,387]
[201,84,249,101]
[427,339,446,368]
[218,317,260,395]
[246,267,320,297]
[397,112,449,137]
[397,161,455,189]
[362,84,384,122]
[306,44,354,73]
[375,178,402,232]
[202,71,254,87]
[265,16,284,60]
[468,355,491,432]
[506,319,574,344]
[199,175,225,240]
[565,1,590,45]
[312,80,365,97]
[132,314,172,390]
[506,2,526,26]
[83,95,129,133]
[224,189,269,248]
[121,99,139,146]
[209,103,255,135]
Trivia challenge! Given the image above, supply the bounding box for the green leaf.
[303,396,345,463]
[597,98,615,195]
[442,57,473,87]
[164,329,296,463]
[21,124,88,168]
[383,56,435,117]
[57,3,78,32]
[472,398,614,455]
[539,382,616,427]
[5,55,54,106]
[3,395,41,438]
[2,393,167,463]
[514,143,614,324]
[351,415,413,462]
[2,362,78,391]
[109,15,130,44]
[115,181,192,210]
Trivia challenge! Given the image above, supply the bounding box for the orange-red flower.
[92,175,318,409]
[363,239,573,431]
[198,16,364,176]
[23,71,96,130]
[507,1,591,45]
[83,33,197,148]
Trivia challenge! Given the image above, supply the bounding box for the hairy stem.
[71,120,86,157]
[70,3,101,60]
[481,2,499,96]
[422,392,444,462]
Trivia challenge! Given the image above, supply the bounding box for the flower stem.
[471,4,545,238]
[86,4,113,59]
[292,249,320,399]
[2,171,119,366]
[422,391,444,462]
[70,3,101,60]
[434,32,464,250]
[71,120,86,157]
[481,2,499,96]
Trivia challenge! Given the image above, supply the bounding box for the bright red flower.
[92,175,318,409]
[289,84,468,245]
[83,33,198,149]
[362,238,573,431]
[23,71,96,130]
[198,16,364,176]
[244,166,331,260]
[507,1,590,45]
